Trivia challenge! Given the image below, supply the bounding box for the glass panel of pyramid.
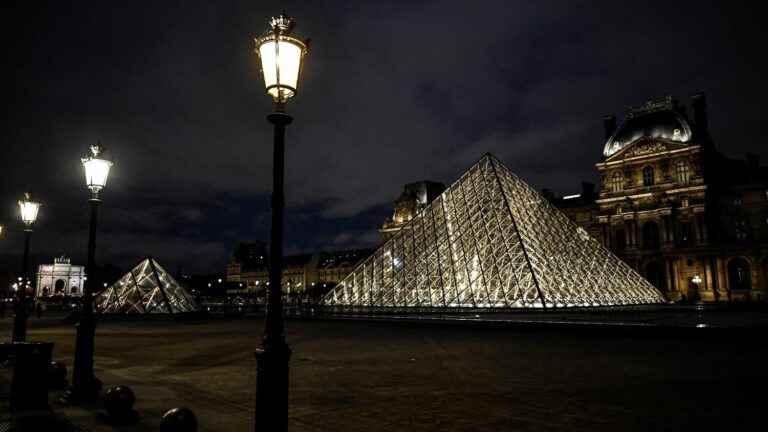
[322,154,664,308]
[96,257,199,313]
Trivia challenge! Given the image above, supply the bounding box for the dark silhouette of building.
[380,181,446,241]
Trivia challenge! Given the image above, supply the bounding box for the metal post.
[70,197,101,400]
[254,108,293,432]
[12,229,32,342]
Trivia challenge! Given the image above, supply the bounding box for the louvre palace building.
[556,94,768,302]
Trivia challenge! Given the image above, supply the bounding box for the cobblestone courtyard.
[2,314,767,431]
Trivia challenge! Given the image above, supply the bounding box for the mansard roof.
[603,97,693,158]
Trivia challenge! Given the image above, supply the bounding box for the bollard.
[47,361,68,390]
[10,341,54,412]
[103,385,138,424]
[160,407,198,432]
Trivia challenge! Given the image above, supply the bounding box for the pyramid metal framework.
[323,154,664,308]
[96,257,199,313]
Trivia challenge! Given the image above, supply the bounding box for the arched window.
[642,221,660,250]
[728,258,751,291]
[676,160,690,184]
[54,279,65,294]
[610,172,624,192]
[643,166,655,186]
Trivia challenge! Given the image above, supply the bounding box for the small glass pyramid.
[323,154,664,308]
[96,257,199,313]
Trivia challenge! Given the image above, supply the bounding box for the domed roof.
[603,99,692,158]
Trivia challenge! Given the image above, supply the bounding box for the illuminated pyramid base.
[96,257,199,313]
[322,154,664,309]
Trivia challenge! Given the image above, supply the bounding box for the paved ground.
[1,312,767,431]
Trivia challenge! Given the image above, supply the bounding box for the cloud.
[2,0,767,273]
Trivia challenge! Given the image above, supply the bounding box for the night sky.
[1,1,765,275]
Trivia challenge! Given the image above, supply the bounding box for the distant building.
[225,246,373,298]
[225,241,268,284]
[553,94,768,302]
[35,255,86,298]
[380,181,446,241]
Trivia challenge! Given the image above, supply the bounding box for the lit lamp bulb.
[254,13,309,105]
[692,275,702,286]
[82,142,113,199]
[18,193,41,229]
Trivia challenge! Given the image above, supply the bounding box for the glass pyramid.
[323,154,664,309]
[96,257,199,313]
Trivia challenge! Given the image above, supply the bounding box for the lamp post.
[253,13,309,431]
[12,193,40,342]
[69,142,112,400]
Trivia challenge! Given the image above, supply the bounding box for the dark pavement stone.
[1,313,766,431]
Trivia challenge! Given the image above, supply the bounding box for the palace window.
[642,166,655,187]
[735,219,749,240]
[679,222,694,245]
[614,228,626,251]
[610,172,624,192]
[676,160,690,184]
[642,221,660,250]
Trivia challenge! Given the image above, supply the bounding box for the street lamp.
[253,12,309,432]
[692,274,702,288]
[12,193,40,342]
[69,142,112,400]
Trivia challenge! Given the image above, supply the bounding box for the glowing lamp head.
[692,275,702,285]
[18,192,41,227]
[254,13,309,104]
[81,142,113,195]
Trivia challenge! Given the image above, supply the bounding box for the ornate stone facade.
[558,94,768,302]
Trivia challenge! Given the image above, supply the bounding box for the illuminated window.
[610,172,624,192]
[676,160,690,184]
[642,166,655,187]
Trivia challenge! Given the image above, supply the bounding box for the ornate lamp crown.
[269,13,294,33]
[89,141,105,157]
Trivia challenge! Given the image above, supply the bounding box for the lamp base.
[61,377,102,403]
[254,339,291,432]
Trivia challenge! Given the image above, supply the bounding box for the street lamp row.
[5,13,308,427]
[8,143,113,401]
